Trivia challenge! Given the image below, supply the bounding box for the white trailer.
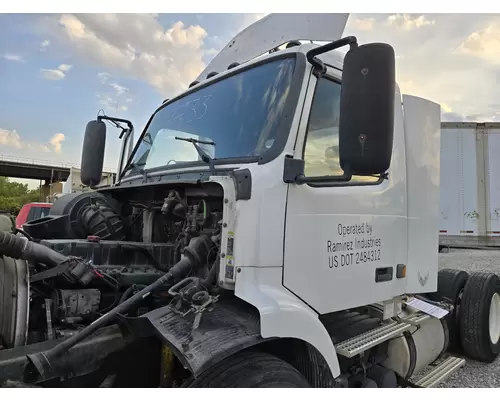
[439,122,500,248]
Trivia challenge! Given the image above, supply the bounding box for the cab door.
[283,71,408,315]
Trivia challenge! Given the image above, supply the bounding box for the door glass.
[303,78,378,183]
[27,207,46,222]
[26,207,37,222]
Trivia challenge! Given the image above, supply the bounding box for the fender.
[235,266,341,378]
[141,267,340,380]
[141,297,268,378]
[205,175,340,378]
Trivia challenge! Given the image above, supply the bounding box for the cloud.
[49,133,65,153]
[398,79,414,93]
[441,103,453,113]
[40,14,209,98]
[58,63,72,72]
[109,83,128,96]
[344,14,499,122]
[386,14,435,31]
[0,128,22,149]
[95,72,132,113]
[457,22,500,64]
[350,18,376,31]
[2,53,24,62]
[97,72,111,84]
[96,93,128,113]
[441,111,493,122]
[205,48,219,57]
[40,39,50,51]
[40,63,73,80]
[0,128,60,154]
[442,112,467,122]
[40,68,65,80]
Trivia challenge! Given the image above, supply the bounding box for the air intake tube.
[0,231,67,266]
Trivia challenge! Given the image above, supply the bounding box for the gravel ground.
[436,248,500,388]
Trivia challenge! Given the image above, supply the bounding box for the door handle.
[375,267,393,283]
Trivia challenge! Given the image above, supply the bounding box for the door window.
[26,206,49,222]
[303,78,378,183]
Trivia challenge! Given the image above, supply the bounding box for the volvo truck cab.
[1,13,499,388]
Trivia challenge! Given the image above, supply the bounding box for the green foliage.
[0,177,42,215]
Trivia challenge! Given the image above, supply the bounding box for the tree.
[0,177,42,215]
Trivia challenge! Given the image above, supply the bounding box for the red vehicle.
[15,202,52,229]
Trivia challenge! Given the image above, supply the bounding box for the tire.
[181,351,311,388]
[459,272,500,363]
[427,269,469,353]
[348,375,378,388]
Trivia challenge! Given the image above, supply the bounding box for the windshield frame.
[120,51,307,181]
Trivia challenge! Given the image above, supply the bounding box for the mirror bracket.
[283,156,353,185]
[97,115,134,139]
[96,115,135,181]
[306,36,358,76]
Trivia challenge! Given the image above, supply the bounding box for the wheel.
[361,378,378,388]
[427,269,469,353]
[348,375,378,388]
[459,272,500,363]
[181,351,311,388]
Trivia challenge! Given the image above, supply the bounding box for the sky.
[1,13,499,188]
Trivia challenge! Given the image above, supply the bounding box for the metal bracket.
[167,277,220,330]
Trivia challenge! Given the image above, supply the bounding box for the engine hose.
[26,235,215,380]
[118,284,147,305]
[201,257,219,288]
[15,228,33,241]
[0,230,66,266]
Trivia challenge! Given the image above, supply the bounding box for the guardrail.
[0,154,116,174]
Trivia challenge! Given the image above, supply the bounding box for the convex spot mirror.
[81,120,106,187]
[339,43,396,176]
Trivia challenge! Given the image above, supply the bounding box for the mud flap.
[141,299,266,378]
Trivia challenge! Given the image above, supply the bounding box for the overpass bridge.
[0,154,117,198]
[0,154,116,182]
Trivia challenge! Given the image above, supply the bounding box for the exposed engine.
[0,185,224,355]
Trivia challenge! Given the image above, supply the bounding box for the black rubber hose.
[0,230,66,266]
[201,257,219,288]
[15,228,33,241]
[118,284,147,305]
[27,235,214,380]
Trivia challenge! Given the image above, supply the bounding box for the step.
[336,320,412,358]
[415,356,465,388]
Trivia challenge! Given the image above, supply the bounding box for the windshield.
[124,57,297,176]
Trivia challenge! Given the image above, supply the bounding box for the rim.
[489,292,500,345]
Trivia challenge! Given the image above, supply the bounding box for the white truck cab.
[1,14,499,388]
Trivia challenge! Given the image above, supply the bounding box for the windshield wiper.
[174,137,216,175]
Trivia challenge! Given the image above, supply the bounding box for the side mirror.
[81,120,106,187]
[339,43,396,175]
